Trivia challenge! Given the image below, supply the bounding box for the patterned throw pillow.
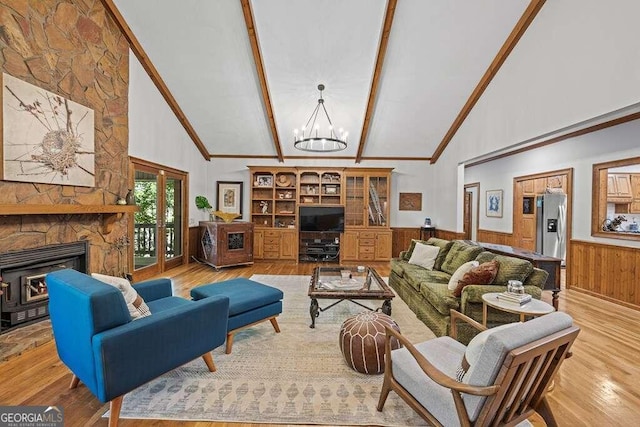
[91,273,151,320]
[453,260,500,297]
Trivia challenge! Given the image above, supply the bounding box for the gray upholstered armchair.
[377,309,579,426]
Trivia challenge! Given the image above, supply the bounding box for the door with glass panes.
[131,161,186,281]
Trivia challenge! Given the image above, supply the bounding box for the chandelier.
[294,84,348,152]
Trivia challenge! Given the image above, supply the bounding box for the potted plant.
[195,196,213,220]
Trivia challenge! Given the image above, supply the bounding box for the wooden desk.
[476,242,561,310]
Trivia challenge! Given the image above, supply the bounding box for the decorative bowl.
[211,210,240,223]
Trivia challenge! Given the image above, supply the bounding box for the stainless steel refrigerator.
[536,193,567,263]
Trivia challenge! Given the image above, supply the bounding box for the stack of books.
[496,291,532,305]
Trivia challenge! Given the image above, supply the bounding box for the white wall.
[429,0,640,234]
[128,53,213,225]
[207,157,435,228]
[465,118,640,248]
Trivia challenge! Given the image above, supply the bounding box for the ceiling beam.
[100,0,211,161]
[241,0,284,163]
[355,0,398,164]
[430,0,546,164]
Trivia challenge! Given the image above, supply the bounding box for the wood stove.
[0,241,89,333]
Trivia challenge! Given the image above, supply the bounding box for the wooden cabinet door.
[341,231,359,261]
[607,175,618,197]
[374,231,392,260]
[253,229,264,259]
[616,174,632,197]
[279,229,297,259]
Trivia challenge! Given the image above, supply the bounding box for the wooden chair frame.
[377,309,579,427]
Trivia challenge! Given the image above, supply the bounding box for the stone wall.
[0,0,130,275]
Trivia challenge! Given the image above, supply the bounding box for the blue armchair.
[46,269,229,427]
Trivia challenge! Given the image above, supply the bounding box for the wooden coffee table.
[308,266,394,328]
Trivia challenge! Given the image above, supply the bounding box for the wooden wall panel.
[476,229,514,246]
[391,227,420,257]
[569,240,640,310]
[436,229,466,241]
[189,226,199,263]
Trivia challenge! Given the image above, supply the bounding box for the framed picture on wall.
[486,189,503,218]
[399,192,422,211]
[216,181,243,218]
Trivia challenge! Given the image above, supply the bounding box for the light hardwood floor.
[0,261,638,426]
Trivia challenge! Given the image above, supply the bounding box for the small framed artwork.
[486,190,503,218]
[255,175,273,187]
[399,192,422,211]
[216,181,243,218]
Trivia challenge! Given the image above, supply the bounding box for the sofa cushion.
[401,263,450,291]
[408,242,440,270]
[426,238,455,271]
[440,241,484,275]
[475,252,533,285]
[418,281,460,315]
[523,267,549,289]
[453,260,499,297]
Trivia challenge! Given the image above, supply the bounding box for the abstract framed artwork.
[216,181,243,218]
[2,73,95,187]
[486,189,503,217]
[399,192,422,211]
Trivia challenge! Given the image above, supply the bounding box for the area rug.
[111,274,435,425]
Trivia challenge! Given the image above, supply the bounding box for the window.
[592,157,640,241]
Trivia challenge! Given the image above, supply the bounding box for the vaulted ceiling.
[107,0,540,163]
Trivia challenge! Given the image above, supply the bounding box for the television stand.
[299,232,340,263]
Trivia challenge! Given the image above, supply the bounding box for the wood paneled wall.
[569,239,640,310]
[391,227,420,257]
[476,229,514,245]
[189,226,199,263]
[435,229,466,241]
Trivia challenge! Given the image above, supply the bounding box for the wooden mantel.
[0,204,138,234]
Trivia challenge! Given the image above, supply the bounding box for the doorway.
[463,183,480,241]
[130,158,188,282]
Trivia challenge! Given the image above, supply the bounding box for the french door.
[130,158,188,282]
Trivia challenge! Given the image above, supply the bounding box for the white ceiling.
[113,0,530,161]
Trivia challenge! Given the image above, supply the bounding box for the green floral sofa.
[389,238,549,343]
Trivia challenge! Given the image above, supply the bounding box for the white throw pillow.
[447,260,480,290]
[91,273,151,320]
[407,242,440,270]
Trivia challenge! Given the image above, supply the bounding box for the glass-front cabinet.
[344,169,391,228]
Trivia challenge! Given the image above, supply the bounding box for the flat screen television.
[299,206,345,232]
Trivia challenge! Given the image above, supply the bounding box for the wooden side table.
[481,292,554,326]
[420,226,436,240]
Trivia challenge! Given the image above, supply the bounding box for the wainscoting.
[189,226,199,262]
[435,229,466,241]
[476,229,513,245]
[391,227,420,257]
[569,240,640,310]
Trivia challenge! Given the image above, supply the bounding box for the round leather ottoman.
[339,311,401,374]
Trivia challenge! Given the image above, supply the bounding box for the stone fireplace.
[0,241,89,333]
